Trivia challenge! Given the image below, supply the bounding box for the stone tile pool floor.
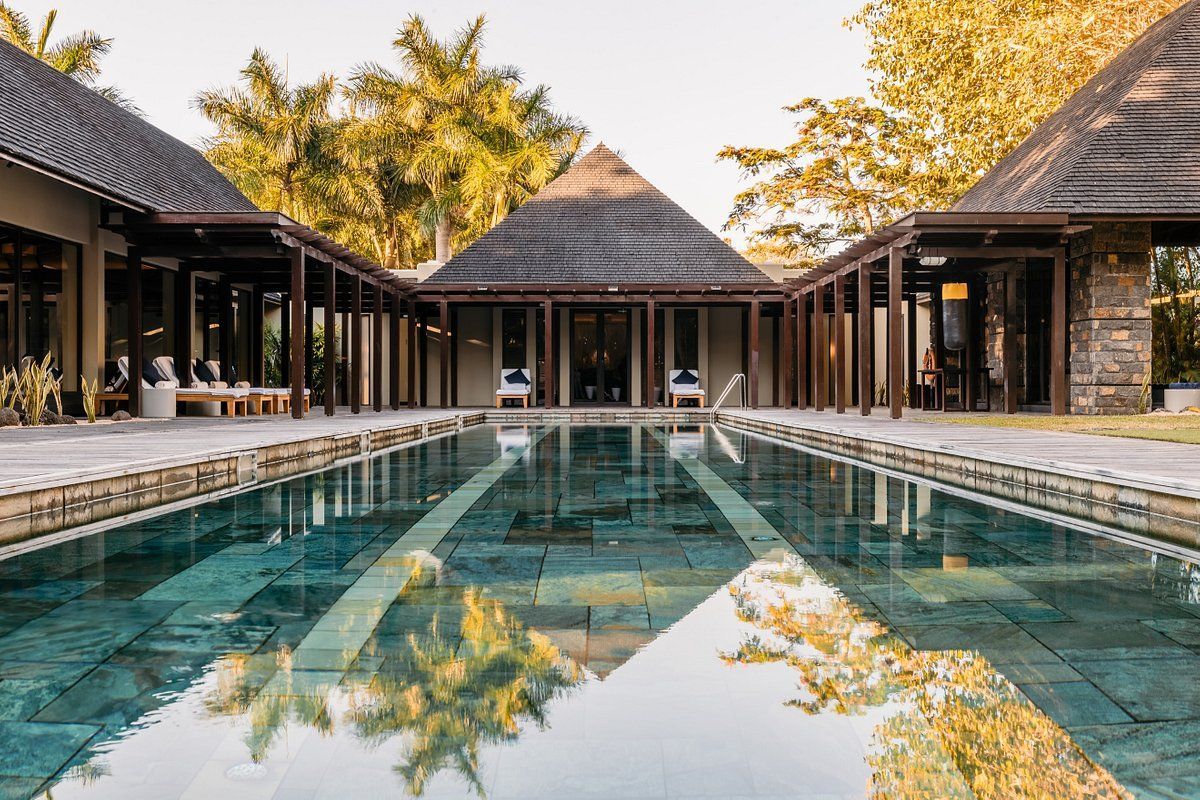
[0,424,1198,797]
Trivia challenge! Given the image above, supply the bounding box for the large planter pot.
[1164,384,1200,412]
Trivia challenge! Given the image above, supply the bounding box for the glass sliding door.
[570,308,630,404]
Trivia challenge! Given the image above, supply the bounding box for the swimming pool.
[0,423,1196,798]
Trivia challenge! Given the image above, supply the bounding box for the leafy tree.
[346,14,586,262]
[719,97,920,265]
[853,0,1184,203]
[723,560,1131,799]
[1152,247,1200,384]
[0,2,137,111]
[195,49,344,226]
[724,0,1184,262]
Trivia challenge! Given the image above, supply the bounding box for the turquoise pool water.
[0,424,1196,798]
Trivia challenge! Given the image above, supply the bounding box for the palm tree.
[0,3,137,111]
[347,14,586,263]
[195,49,344,224]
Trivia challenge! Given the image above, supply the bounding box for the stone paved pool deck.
[2,406,1199,553]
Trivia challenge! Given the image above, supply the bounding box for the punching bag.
[942,283,969,351]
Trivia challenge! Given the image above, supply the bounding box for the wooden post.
[1051,249,1067,415]
[304,302,314,389]
[389,294,401,410]
[174,265,192,389]
[418,307,428,407]
[781,299,794,407]
[813,283,826,412]
[906,295,918,409]
[544,299,555,408]
[965,277,977,412]
[438,299,449,409]
[289,247,305,419]
[127,247,142,417]
[749,299,761,409]
[797,294,808,410]
[407,297,417,408]
[218,277,233,383]
[279,295,290,386]
[250,287,264,388]
[645,300,655,408]
[858,265,872,415]
[323,261,336,416]
[373,285,384,412]
[1003,266,1019,414]
[450,306,459,407]
[833,275,845,414]
[350,274,362,414]
[888,247,903,419]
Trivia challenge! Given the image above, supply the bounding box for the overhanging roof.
[953,0,1200,214]
[792,212,1075,293]
[109,211,413,304]
[0,40,254,214]
[423,144,775,286]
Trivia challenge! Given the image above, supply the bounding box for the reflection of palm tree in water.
[722,560,1131,799]
[208,588,582,797]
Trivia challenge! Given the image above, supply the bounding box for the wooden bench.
[93,392,248,417]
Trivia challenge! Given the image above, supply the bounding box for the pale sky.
[21,0,869,245]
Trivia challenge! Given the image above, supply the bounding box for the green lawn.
[913,413,1200,445]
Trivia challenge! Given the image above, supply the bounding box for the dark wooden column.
[858,265,872,416]
[9,230,21,366]
[373,285,384,412]
[1003,266,1019,414]
[340,311,350,405]
[280,297,290,386]
[323,260,336,416]
[833,275,845,414]
[749,299,761,409]
[407,298,417,408]
[218,277,233,383]
[174,265,192,389]
[1051,249,1067,415]
[389,294,401,410]
[544,299,555,408]
[797,294,808,410]
[418,306,428,407]
[438,299,449,409]
[888,247,903,419]
[127,246,143,417]
[965,276,977,413]
[813,283,826,412]
[645,300,655,408]
[350,274,362,414]
[781,300,794,408]
[906,295,918,409]
[289,248,305,419]
[450,306,459,406]
[250,287,265,387]
[304,302,314,390]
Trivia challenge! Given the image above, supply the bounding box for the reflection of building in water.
[723,559,1131,800]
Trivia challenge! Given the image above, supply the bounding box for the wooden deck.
[720,408,1200,494]
[0,409,468,494]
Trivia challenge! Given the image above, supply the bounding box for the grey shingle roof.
[0,40,255,213]
[953,0,1200,215]
[423,143,773,285]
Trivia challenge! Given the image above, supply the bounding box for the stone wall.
[1069,222,1152,415]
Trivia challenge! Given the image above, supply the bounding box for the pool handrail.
[710,373,746,415]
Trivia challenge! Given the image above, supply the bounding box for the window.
[1,226,78,384]
[674,308,698,369]
[501,308,526,369]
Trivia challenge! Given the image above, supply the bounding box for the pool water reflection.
[0,424,1196,798]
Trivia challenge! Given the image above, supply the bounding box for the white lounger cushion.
[497,368,532,395]
[669,369,704,395]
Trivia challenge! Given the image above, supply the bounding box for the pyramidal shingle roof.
[424,144,772,284]
[0,39,255,213]
[954,0,1200,215]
